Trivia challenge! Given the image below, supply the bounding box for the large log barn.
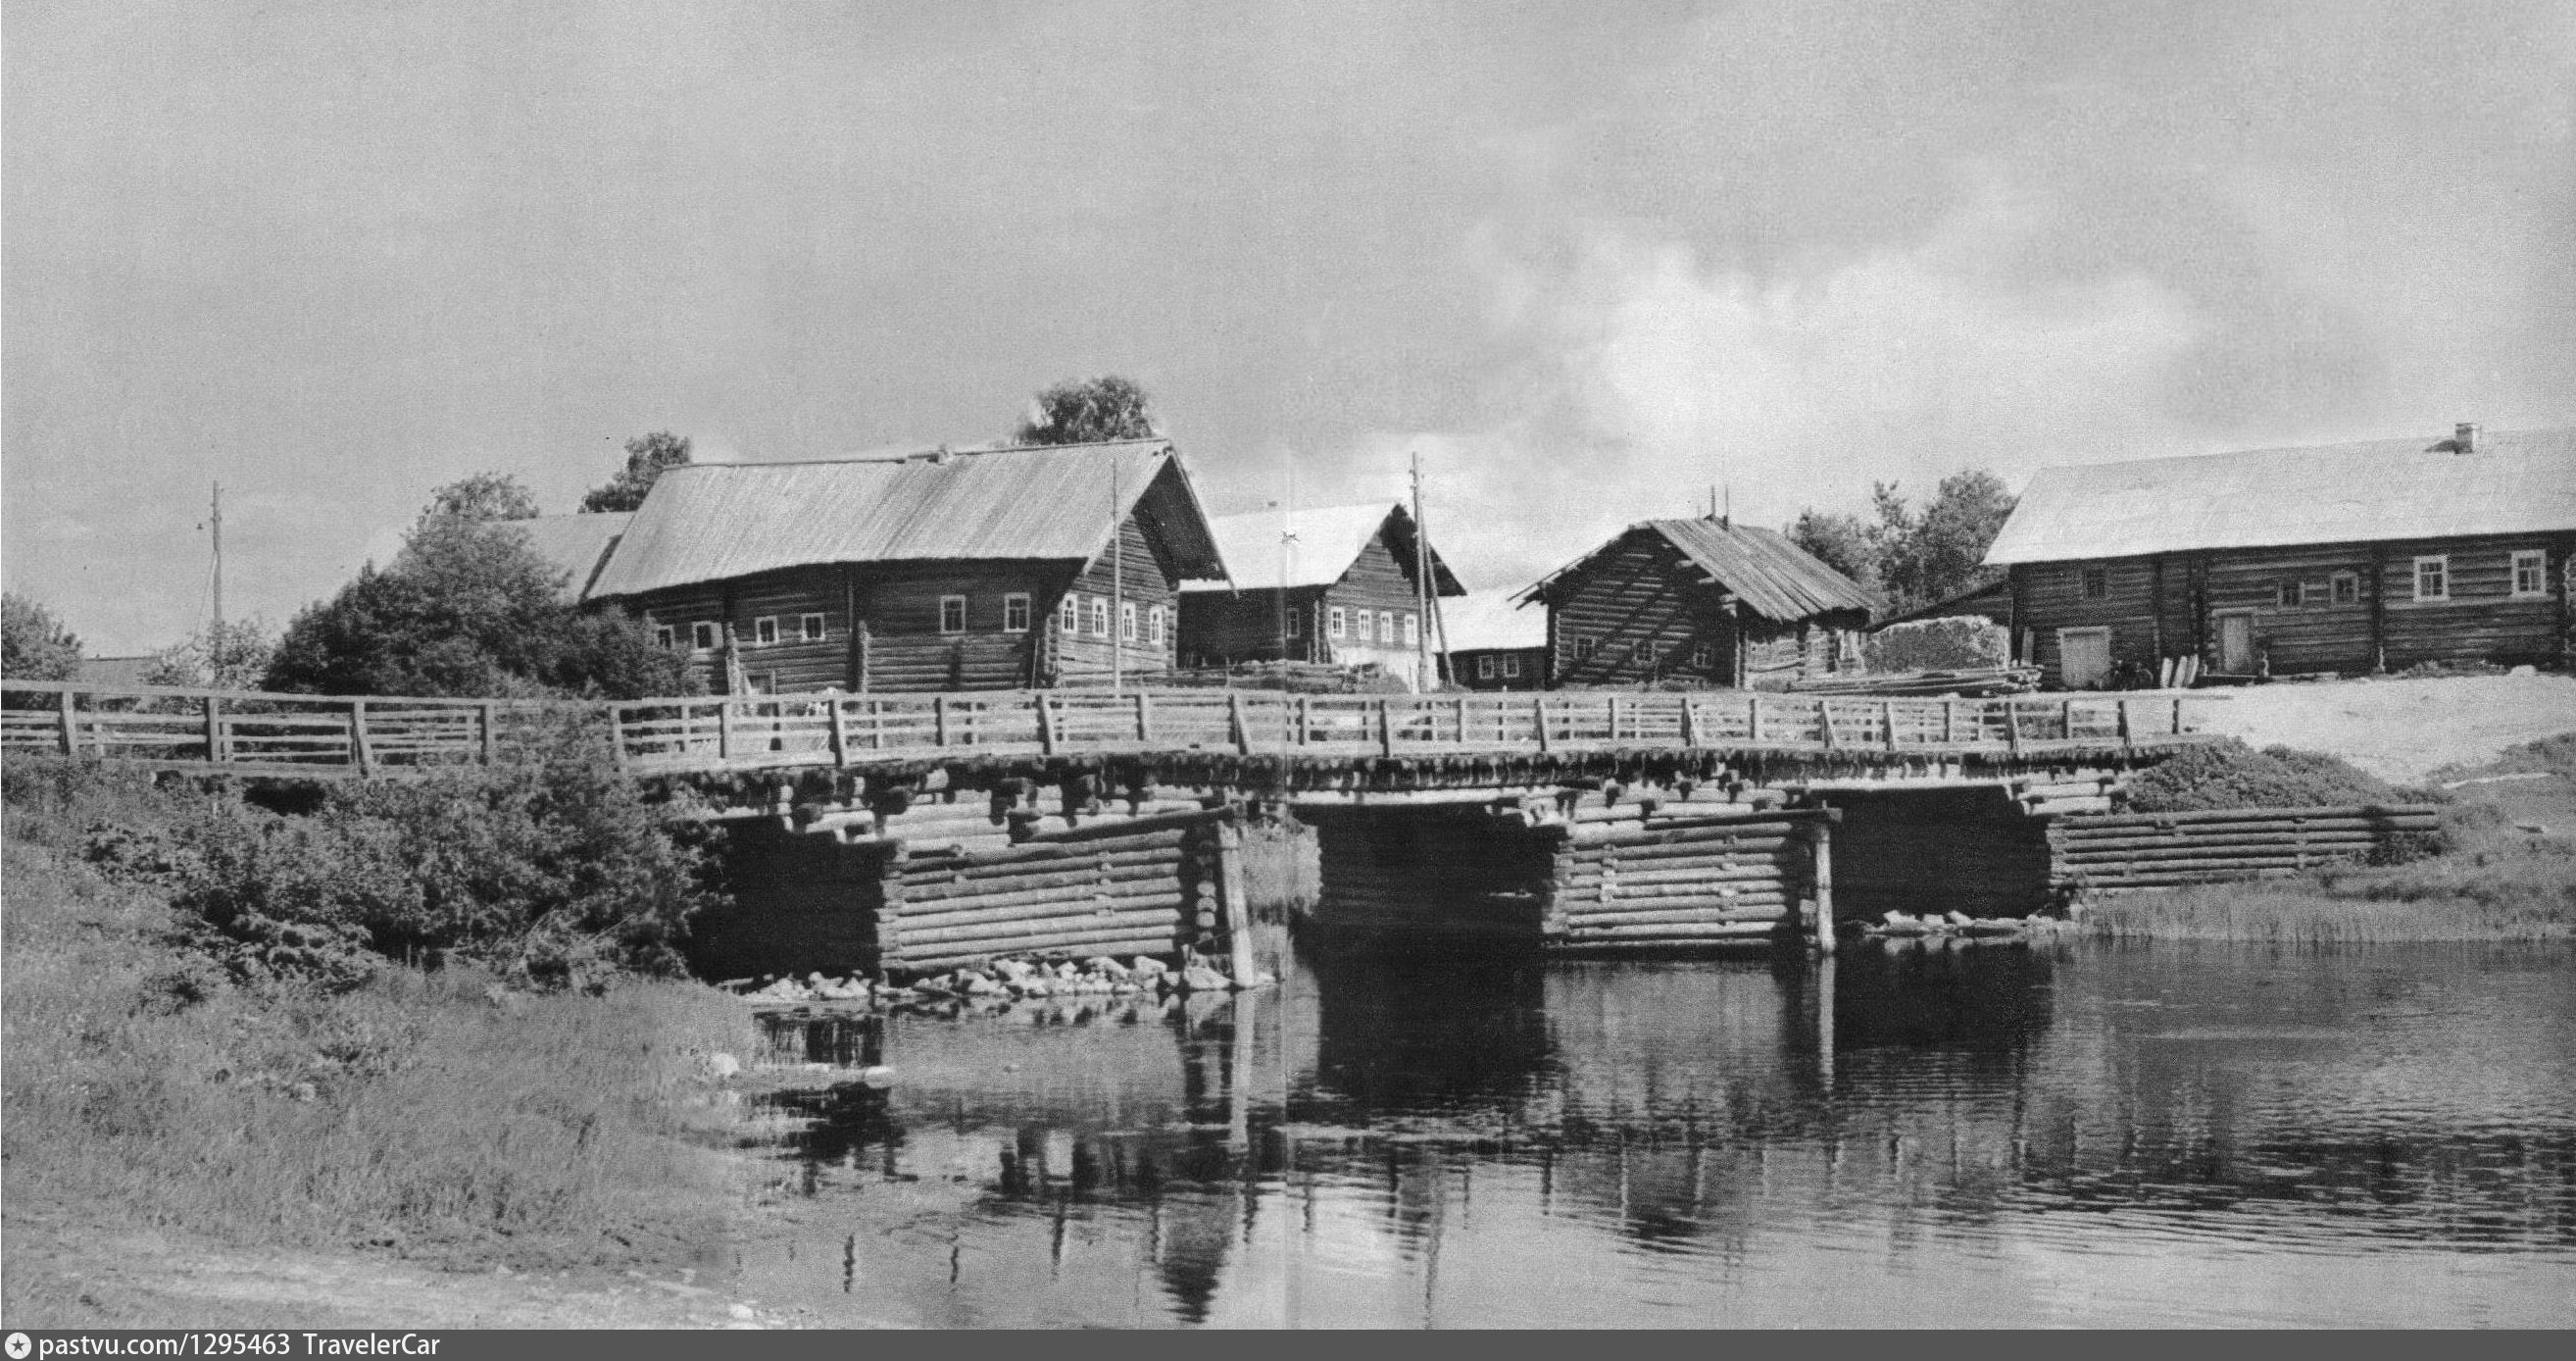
[1983,424,2576,687]
[1175,502,1464,689]
[1519,517,1875,689]
[582,439,1226,693]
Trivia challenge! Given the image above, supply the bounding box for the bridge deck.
[2,680,2220,780]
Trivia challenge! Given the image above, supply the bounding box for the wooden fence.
[2,678,2219,779]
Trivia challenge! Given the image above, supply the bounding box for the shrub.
[2122,738,2427,813]
[1861,617,2009,673]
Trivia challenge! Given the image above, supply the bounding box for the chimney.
[2454,422,2481,455]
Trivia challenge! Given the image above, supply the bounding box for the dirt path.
[2190,673,2576,784]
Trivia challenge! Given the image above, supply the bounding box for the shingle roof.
[586,440,1223,598]
[1520,519,1876,623]
[1437,589,1547,651]
[1180,501,1465,595]
[1984,427,2576,565]
[509,513,629,602]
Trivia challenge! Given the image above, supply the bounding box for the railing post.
[1607,694,1621,744]
[1135,690,1152,742]
[2116,698,2133,751]
[2006,701,2023,756]
[204,694,224,764]
[56,688,77,756]
[827,699,850,768]
[1455,694,1468,744]
[1747,695,1761,743]
[718,699,736,762]
[1297,696,1312,747]
[2059,697,2074,742]
[1227,691,1249,755]
[2171,696,2185,735]
[1942,699,1957,746]
[933,695,948,747]
[1534,695,1551,753]
[1376,698,1394,757]
[1679,695,1698,747]
[480,701,498,764]
[609,704,630,772]
[351,699,374,775]
[1883,699,1898,751]
[1819,699,1837,749]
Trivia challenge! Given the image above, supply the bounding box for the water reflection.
[738,940,2576,1328]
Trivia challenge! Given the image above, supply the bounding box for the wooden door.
[2056,628,2111,689]
[2216,612,2254,674]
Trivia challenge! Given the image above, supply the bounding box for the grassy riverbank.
[1,762,759,1326]
[2082,734,2576,943]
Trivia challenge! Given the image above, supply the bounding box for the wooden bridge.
[2,678,2219,782]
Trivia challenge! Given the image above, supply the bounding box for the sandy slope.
[2188,673,2576,784]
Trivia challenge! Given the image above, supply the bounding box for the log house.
[1519,518,1875,689]
[1176,502,1464,689]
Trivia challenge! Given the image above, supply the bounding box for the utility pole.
[1110,463,1124,694]
[1411,452,1431,692]
[210,481,224,635]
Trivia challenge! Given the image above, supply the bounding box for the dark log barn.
[1438,589,1548,690]
[582,440,1225,693]
[1519,518,1875,689]
[1984,424,2576,687]
[1176,502,1463,689]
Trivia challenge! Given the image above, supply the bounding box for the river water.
[738,939,2576,1328]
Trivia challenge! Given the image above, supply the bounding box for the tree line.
[1786,469,2016,619]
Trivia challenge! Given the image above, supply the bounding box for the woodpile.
[1788,666,2040,697]
[2049,804,2441,891]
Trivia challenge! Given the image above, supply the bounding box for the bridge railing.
[3,678,2219,778]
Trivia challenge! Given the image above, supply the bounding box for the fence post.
[718,699,736,762]
[480,701,498,764]
[2116,698,2133,751]
[2171,695,2185,735]
[351,699,374,776]
[1297,696,1312,748]
[2059,697,2074,742]
[1533,695,1551,753]
[828,699,850,767]
[1883,699,1898,751]
[933,695,949,747]
[1607,694,1622,744]
[1455,694,1468,745]
[57,688,77,756]
[2006,701,2023,756]
[1135,690,1152,743]
[1227,691,1249,755]
[1376,698,1395,757]
[1679,695,1698,747]
[205,694,224,764]
[1747,695,1762,743]
[1819,700,1837,749]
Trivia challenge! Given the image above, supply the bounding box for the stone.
[993,959,1034,982]
[1055,962,1082,981]
[2510,664,2537,677]
[1087,956,1131,979]
[1016,980,1054,998]
[1180,964,1232,992]
[963,975,1004,996]
[1129,956,1170,977]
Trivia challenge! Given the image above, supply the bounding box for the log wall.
[2049,804,2442,892]
[1550,806,1821,950]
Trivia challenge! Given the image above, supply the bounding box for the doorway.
[2056,627,2112,689]
[2215,611,2255,674]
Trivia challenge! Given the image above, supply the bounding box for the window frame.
[1287,609,1303,638]
[2329,571,2358,606]
[1002,592,1032,633]
[1147,604,1165,646]
[690,622,718,652]
[1402,613,1418,646]
[2080,564,2109,601]
[1378,610,1395,644]
[1119,600,1138,643]
[2276,580,2304,609]
[938,594,967,635]
[2412,555,2451,603]
[654,624,676,650]
[799,613,826,642]
[1573,635,1597,661]
[1089,597,1110,636]
[1692,640,1716,670]
[1477,655,1496,680]
[1060,593,1080,632]
[2509,549,2548,599]
[1356,609,1373,643]
[1329,606,1347,638]
[1500,653,1521,679]
[752,616,780,646]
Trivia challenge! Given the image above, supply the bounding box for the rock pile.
[736,953,1272,1009]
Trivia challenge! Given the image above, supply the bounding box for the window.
[1692,640,1715,670]
[1329,606,1347,638]
[1287,609,1303,637]
[2413,555,2450,602]
[1500,654,1521,679]
[690,622,718,652]
[1119,601,1138,642]
[2080,565,2109,600]
[2276,580,2304,609]
[1003,593,1031,632]
[1356,610,1373,642]
[1573,635,1597,661]
[753,616,780,645]
[2330,572,2359,605]
[2511,550,2548,598]
[1061,593,1079,631]
[1090,597,1110,636]
[1477,655,1496,680]
[1148,604,1165,645]
[1378,611,1395,644]
[939,595,966,634]
[799,613,826,642]
[1402,613,1418,645]
[654,624,675,650]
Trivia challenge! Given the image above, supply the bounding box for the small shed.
[1519,518,1875,689]
[1177,502,1464,690]
[1439,589,1548,689]
[583,440,1224,693]
[1983,424,2576,686]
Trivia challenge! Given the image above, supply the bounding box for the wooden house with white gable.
[581,439,1225,693]
[1984,424,2576,687]
[1176,502,1464,689]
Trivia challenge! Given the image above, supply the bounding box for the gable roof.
[1181,501,1465,595]
[1520,518,1876,624]
[585,440,1223,599]
[1437,589,1547,652]
[1984,426,2576,565]
[509,513,630,602]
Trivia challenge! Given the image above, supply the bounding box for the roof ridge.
[665,437,1173,473]
[2021,425,2576,478]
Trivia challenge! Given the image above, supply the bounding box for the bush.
[1861,617,2009,673]
[2122,738,2426,813]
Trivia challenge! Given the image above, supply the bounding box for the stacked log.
[1552,807,1820,952]
[876,810,1230,974]
[1819,785,2053,920]
[2011,773,2120,819]
[2050,804,2442,891]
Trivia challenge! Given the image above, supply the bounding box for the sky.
[7,0,2573,654]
